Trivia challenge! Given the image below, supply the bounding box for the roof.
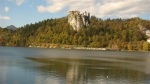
[147,38,150,40]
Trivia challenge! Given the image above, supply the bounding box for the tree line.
[0,16,150,51]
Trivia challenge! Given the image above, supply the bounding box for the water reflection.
[1,47,150,84]
[66,62,80,84]
[0,66,7,84]
[26,57,150,84]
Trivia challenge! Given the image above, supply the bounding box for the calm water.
[0,46,150,84]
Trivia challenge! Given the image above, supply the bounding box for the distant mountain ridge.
[5,25,17,30]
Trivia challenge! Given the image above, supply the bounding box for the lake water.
[0,46,150,84]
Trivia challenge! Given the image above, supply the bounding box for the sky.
[0,0,150,28]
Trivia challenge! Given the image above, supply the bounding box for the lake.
[0,46,150,84]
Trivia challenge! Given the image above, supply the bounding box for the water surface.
[0,46,150,84]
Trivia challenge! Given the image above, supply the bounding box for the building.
[147,38,150,43]
[146,30,150,37]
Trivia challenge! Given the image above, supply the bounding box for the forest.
[0,16,150,51]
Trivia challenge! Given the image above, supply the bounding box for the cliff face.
[68,11,90,31]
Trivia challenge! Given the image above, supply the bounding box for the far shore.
[1,45,148,52]
[28,45,136,51]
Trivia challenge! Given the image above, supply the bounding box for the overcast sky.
[0,0,150,28]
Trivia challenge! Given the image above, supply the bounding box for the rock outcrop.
[68,11,90,31]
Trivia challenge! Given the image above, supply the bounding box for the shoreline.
[28,45,140,52]
[0,45,149,52]
[28,45,120,51]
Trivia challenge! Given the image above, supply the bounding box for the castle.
[68,11,90,31]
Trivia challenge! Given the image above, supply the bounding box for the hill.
[5,25,17,30]
[0,16,150,51]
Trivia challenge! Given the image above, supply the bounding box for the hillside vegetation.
[0,16,150,51]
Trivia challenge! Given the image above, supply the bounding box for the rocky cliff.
[68,11,90,31]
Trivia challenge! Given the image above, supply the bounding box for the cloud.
[7,0,25,6]
[37,0,150,18]
[0,15,11,20]
[4,6,9,12]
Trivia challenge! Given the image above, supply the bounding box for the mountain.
[5,25,17,30]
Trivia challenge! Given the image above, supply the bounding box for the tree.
[0,36,5,46]
[143,42,149,51]
[127,43,133,51]
[137,41,143,51]
[78,36,83,45]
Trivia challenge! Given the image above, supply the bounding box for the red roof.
[147,38,150,40]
